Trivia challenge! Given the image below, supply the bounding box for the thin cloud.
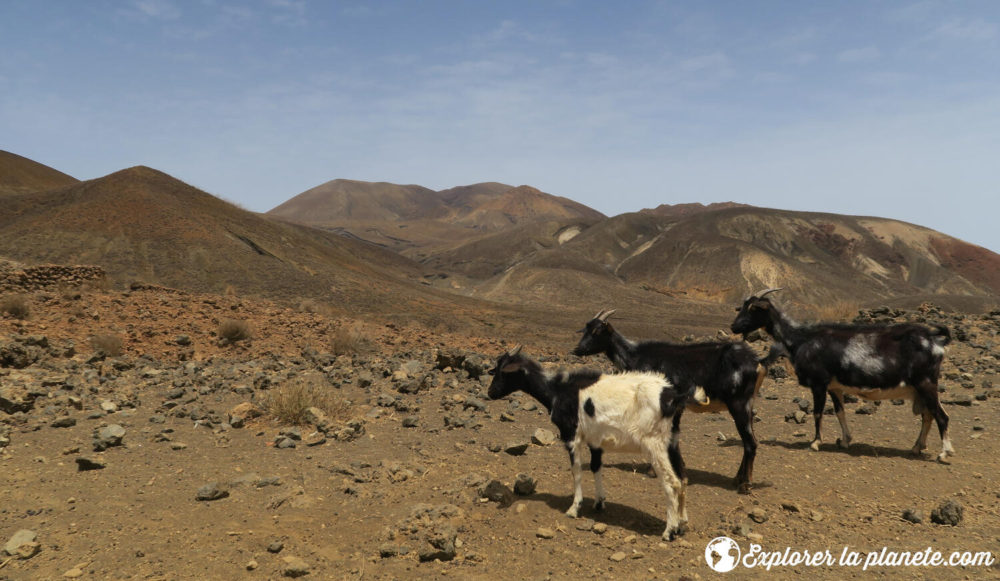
[132,0,180,20]
[928,17,997,42]
[837,46,881,63]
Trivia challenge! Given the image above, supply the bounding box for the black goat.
[487,346,708,540]
[730,288,954,461]
[572,310,766,494]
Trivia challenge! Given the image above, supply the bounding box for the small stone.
[781,502,801,513]
[902,508,923,524]
[402,416,419,428]
[4,529,36,557]
[245,560,258,571]
[281,555,311,577]
[93,424,126,451]
[536,527,556,539]
[575,519,595,531]
[746,532,764,542]
[793,410,807,424]
[196,482,229,501]
[170,442,188,450]
[504,441,529,456]
[930,499,963,526]
[63,567,85,578]
[610,551,627,562]
[810,510,824,522]
[479,480,515,507]
[531,428,557,446]
[513,473,536,495]
[267,540,285,553]
[303,432,326,447]
[592,523,608,535]
[51,416,77,428]
[100,400,118,413]
[748,507,768,523]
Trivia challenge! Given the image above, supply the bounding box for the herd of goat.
[486,288,954,540]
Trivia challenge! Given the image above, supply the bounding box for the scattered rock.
[479,480,515,507]
[267,540,285,553]
[4,529,36,557]
[748,507,768,523]
[930,499,963,526]
[196,482,230,501]
[281,555,311,577]
[402,416,419,428]
[93,424,126,451]
[504,441,530,456]
[592,523,608,535]
[51,416,76,428]
[902,508,923,524]
[228,402,262,428]
[536,527,555,539]
[531,428,557,446]
[610,551,627,562]
[513,473,537,496]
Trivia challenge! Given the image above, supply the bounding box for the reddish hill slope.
[0,150,79,196]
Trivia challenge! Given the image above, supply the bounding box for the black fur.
[731,293,951,457]
[583,398,595,417]
[573,315,764,493]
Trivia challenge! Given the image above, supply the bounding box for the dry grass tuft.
[329,325,368,356]
[0,293,30,319]
[218,318,251,343]
[810,300,861,322]
[264,374,351,426]
[91,333,124,357]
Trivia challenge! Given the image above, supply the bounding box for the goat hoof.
[809,440,821,452]
[663,523,688,541]
[736,481,752,495]
[594,500,606,512]
[565,508,579,519]
[836,438,851,449]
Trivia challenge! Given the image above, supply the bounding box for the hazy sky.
[3,1,999,251]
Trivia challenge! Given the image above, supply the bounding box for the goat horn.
[757,287,783,298]
[591,309,606,320]
[597,309,616,322]
[507,344,522,357]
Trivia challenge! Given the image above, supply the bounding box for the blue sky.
[3,1,999,251]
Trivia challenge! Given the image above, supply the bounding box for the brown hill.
[267,180,606,258]
[267,179,443,223]
[0,150,79,196]
[0,166,487,317]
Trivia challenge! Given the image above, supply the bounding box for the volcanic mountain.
[0,166,486,317]
[267,180,605,257]
[0,150,79,196]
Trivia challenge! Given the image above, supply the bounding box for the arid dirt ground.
[2,287,999,580]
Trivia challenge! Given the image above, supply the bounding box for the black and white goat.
[731,288,954,461]
[572,310,766,494]
[487,346,708,540]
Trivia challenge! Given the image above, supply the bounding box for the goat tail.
[930,325,951,346]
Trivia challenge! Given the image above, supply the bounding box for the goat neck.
[763,303,804,353]
[604,325,639,371]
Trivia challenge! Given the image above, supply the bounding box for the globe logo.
[705,536,741,573]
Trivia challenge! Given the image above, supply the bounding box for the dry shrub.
[330,325,368,356]
[264,374,351,426]
[91,333,124,357]
[218,318,251,343]
[811,301,861,322]
[298,298,333,317]
[0,294,30,319]
[224,285,238,297]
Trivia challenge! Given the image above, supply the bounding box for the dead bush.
[0,294,30,319]
[330,325,368,356]
[91,333,124,357]
[811,301,861,322]
[218,319,251,343]
[264,374,351,426]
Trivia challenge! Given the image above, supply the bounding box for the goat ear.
[734,306,742,312]
[500,360,523,373]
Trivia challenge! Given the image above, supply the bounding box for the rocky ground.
[2,287,1000,580]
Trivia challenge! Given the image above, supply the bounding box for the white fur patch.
[575,372,675,455]
[841,335,885,375]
